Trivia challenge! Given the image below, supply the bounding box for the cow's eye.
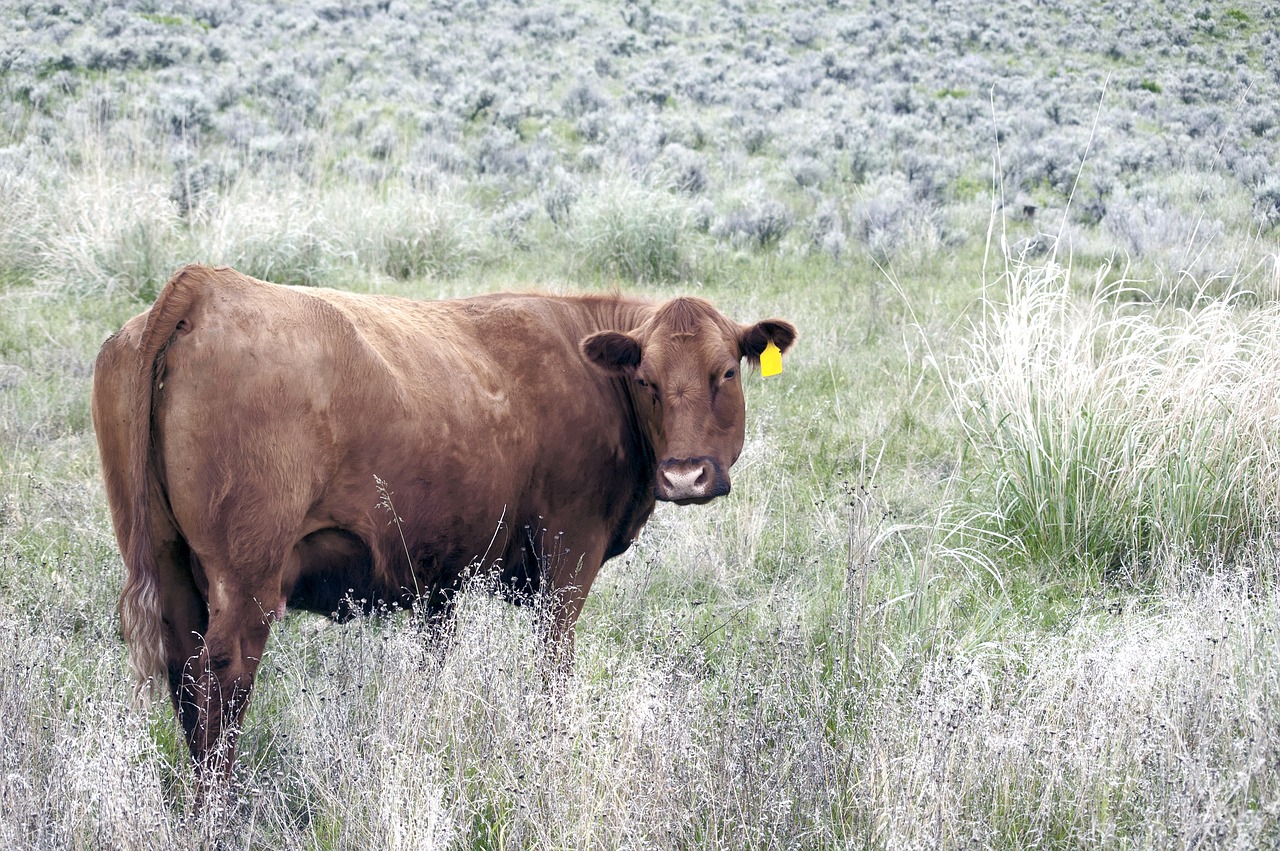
[723,368,737,380]
[636,377,654,390]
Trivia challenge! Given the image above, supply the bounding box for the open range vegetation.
[3,0,1280,847]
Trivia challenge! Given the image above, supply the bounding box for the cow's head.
[582,298,796,504]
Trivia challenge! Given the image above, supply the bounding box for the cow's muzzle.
[656,457,730,504]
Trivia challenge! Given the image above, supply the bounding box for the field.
[4,0,1280,847]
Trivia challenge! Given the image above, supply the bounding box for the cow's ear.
[739,319,797,364]
[582,331,642,373]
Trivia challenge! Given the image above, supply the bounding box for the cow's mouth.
[663,493,722,506]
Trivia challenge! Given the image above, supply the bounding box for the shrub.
[787,153,830,189]
[489,198,539,250]
[474,126,527,176]
[540,169,580,228]
[169,156,230,216]
[712,195,794,251]
[654,143,708,194]
[1099,188,1250,291]
[1254,177,1280,229]
[742,123,769,155]
[808,202,846,260]
[849,172,947,264]
[561,78,608,118]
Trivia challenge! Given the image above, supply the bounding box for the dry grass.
[4,33,1280,846]
[5,523,1280,849]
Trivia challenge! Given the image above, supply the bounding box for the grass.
[952,254,1280,574]
[570,174,695,283]
[7,227,1280,846]
[4,0,1280,847]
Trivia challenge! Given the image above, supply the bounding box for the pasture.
[3,0,1280,847]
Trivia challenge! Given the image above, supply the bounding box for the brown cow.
[91,264,795,791]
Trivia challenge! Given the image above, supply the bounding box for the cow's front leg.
[536,535,607,681]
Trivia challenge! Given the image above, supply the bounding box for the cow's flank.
[91,264,796,795]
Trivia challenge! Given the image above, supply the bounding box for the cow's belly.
[287,527,379,619]
[286,516,541,620]
[286,451,555,617]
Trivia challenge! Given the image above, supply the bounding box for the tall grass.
[40,168,181,299]
[0,168,44,286]
[952,255,1280,571]
[194,181,481,286]
[571,176,694,283]
[6,213,1280,847]
[5,536,1280,849]
[24,158,700,298]
[5,2,1280,845]
[21,162,487,297]
[857,564,1280,849]
[326,185,481,283]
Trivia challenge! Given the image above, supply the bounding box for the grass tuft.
[571,176,693,283]
[953,255,1280,572]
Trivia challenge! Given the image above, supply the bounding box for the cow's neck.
[576,295,660,557]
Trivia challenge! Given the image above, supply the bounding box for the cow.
[91,264,796,792]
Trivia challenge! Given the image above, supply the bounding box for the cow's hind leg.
[186,554,286,797]
[154,534,207,749]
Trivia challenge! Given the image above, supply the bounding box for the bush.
[169,156,231,216]
[541,169,580,228]
[850,172,948,264]
[654,143,708,195]
[712,196,794,251]
[808,202,846,260]
[1254,177,1280,229]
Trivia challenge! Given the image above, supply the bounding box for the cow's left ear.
[582,330,643,374]
[739,319,797,364]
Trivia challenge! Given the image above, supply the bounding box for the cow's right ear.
[739,319,797,363]
[582,331,642,374]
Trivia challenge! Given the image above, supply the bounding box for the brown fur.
[91,264,796,791]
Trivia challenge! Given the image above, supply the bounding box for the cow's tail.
[119,264,210,704]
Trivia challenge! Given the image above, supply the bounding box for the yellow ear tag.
[760,341,783,377]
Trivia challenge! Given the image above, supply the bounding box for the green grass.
[952,255,1280,573]
[570,175,696,283]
